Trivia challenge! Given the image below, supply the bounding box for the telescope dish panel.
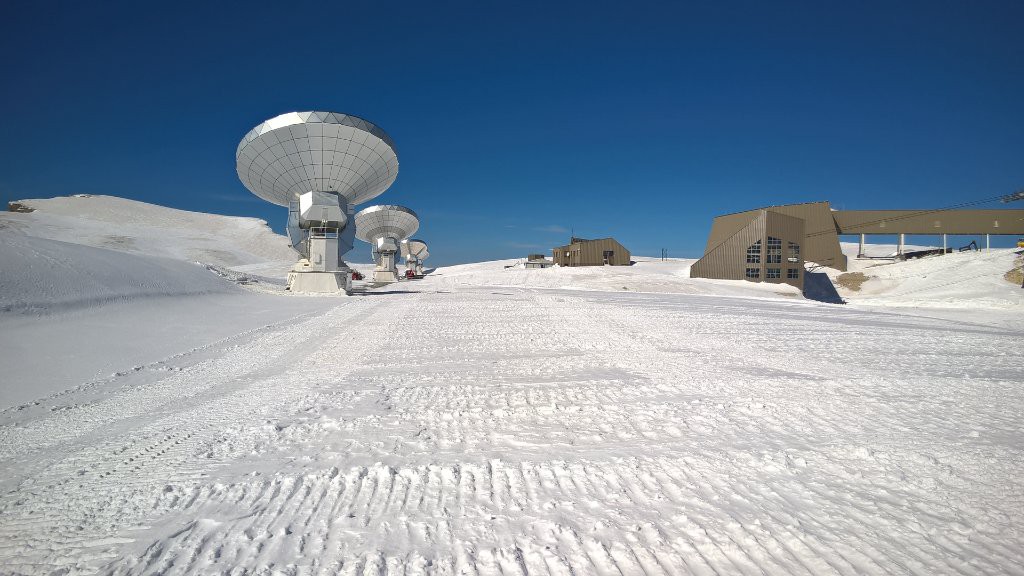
[236,111,398,207]
[354,205,419,244]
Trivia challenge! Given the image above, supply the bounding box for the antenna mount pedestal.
[284,191,355,293]
[372,237,401,283]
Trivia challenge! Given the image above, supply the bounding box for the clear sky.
[2,1,1022,264]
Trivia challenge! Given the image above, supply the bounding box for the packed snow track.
[1,284,1022,575]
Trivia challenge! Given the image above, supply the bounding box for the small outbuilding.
[524,254,554,268]
[552,237,631,266]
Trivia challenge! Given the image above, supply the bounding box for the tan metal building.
[692,201,1024,289]
[691,209,807,289]
[524,254,554,268]
[552,237,631,266]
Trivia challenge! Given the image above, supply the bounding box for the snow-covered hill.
[831,242,1024,311]
[0,233,240,315]
[0,196,338,407]
[4,194,296,273]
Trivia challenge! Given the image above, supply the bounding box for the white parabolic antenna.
[236,111,398,207]
[401,239,428,260]
[355,205,419,245]
[355,205,419,283]
[235,111,399,294]
[401,238,429,276]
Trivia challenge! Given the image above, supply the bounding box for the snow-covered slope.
[830,242,1024,311]
[0,233,239,314]
[0,195,338,407]
[4,195,295,272]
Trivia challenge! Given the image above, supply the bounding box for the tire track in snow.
[0,297,394,573]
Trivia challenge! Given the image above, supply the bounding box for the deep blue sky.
[2,1,1022,263]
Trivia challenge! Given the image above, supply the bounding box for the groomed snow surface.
[1,196,1023,575]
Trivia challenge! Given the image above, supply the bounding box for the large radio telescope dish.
[236,111,399,207]
[354,205,420,244]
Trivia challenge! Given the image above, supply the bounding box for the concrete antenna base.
[287,259,353,294]
[372,270,400,283]
[372,251,400,283]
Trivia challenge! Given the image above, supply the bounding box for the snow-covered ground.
[429,257,804,300]
[827,242,1024,329]
[834,242,1024,308]
[1,196,1023,574]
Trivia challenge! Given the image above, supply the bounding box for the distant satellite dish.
[401,238,428,260]
[401,238,429,277]
[355,205,419,283]
[235,111,399,294]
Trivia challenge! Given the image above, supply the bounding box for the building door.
[603,250,614,265]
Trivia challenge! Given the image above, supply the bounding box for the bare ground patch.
[1006,257,1024,285]
[7,202,34,213]
[836,272,870,291]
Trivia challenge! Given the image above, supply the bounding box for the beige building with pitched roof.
[692,201,1024,290]
[552,237,631,266]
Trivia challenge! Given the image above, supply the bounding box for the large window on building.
[745,267,760,279]
[787,268,800,279]
[746,240,762,264]
[766,237,782,263]
[788,241,800,261]
[766,268,781,279]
